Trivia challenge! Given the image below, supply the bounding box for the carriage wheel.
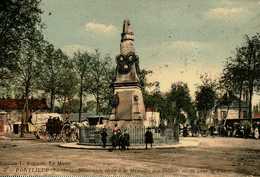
[38,125,48,141]
[55,133,63,142]
[70,129,78,142]
[61,124,71,143]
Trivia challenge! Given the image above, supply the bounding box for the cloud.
[62,44,94,57]
[85,22,117,34]
[207,7,244,19]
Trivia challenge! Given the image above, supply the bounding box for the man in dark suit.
[145,127,153,149]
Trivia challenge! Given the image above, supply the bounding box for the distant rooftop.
[0,99,48,110]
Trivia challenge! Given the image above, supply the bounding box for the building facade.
[0,98,48,134]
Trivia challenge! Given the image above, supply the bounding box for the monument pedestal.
[109,84,145,128]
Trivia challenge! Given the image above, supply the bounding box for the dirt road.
[0,137,259,176]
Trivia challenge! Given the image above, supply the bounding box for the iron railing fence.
[79,127,177,145]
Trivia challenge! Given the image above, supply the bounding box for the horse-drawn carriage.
[45,116,91,142]
[29,114,90,142]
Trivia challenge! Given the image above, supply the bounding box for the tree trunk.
[21,84,29,137]
[246,41,254,124]
[79,76,83,122]
[174,110,179,142]
[248,82,253,120]
[238,81,243,119]
[96,89,99,115]
[200,109,207,135]
[50,89,55,112]
[63,97,66,114]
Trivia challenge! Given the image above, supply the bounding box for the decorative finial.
[121,19,134,43]
[123,19,130,33]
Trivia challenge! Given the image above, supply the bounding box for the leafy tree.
[83,100,96,113]
[221,34,260,120]
[167,82,192,141]
[139,69,165,117]
[56,55,78,113]
[87,50,114,115]
[0,0,43,82]
[69,98,80,113]
[142,74,175,125]
[187,102,198,136]
[144,91,170,119]
[99,66,115,115]
[144,92,159,110]
[37,44,67,112]
[0,0,44,137]
[241,34,260,119]
[14,30,44,137]
[221,50,248,119]
[168,82,192,114]
[138,69,153,93]
[73,51,92,121]
[218,69,238,124]
[195,75,217,130]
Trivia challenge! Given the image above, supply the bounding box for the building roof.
[0,99,48,110]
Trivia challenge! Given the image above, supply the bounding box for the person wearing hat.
[118,129,125,150]
[119,129,130,150]
[145,127,153,149]
[124,129,130,150]
[101,128,108,148]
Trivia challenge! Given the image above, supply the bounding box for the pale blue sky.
[41,0,260,103]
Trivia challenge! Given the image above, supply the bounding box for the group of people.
[100,124,130,150]
[100,124,154,150]
[181,122,260,139]
[46,117,63,140]
[218,123,260,139]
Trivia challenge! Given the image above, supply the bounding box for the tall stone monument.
[109,19,145,128]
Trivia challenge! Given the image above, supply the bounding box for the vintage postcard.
[0,0,260,176]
